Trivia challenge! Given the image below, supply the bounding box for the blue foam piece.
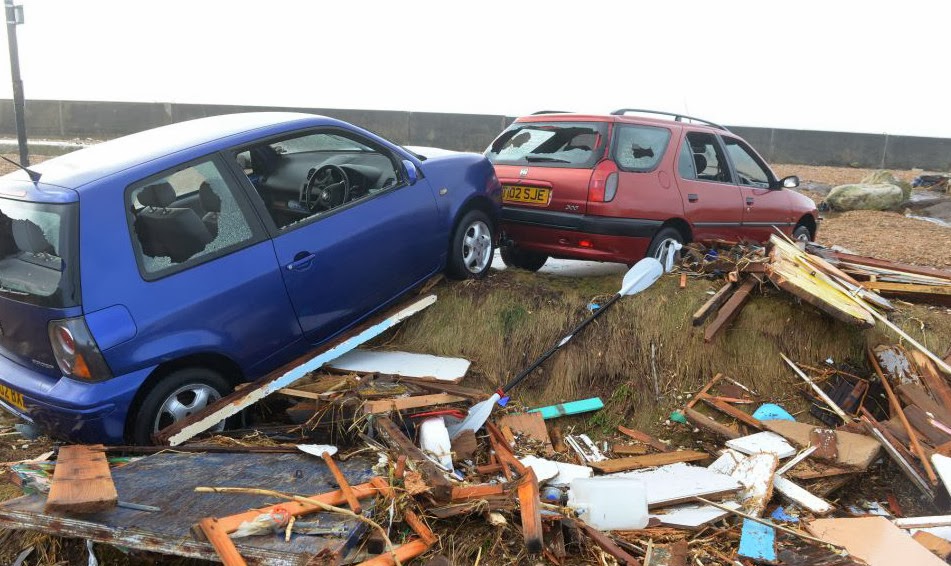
[738,519,776,561]
[770,506,799,523]
[752,403,795,422]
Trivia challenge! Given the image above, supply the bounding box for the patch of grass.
[380,269,950,438]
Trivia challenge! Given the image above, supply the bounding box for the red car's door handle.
[687,193,699,202]
[745,197,755,205]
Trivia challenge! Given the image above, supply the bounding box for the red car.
[485,109,818,270]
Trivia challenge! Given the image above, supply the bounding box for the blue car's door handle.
[286,252,316,272]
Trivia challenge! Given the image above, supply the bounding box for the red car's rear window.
[486,121,607,169]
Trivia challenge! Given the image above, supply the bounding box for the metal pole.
[4,0,27,166]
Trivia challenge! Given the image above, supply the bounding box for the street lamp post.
[4,0,27,166]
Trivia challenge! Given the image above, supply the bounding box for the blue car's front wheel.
[130,368,232,444]
[447,210,495,279]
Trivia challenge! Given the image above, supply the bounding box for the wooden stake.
[868,346,938,485]
[704,277,757,342]
[692,282,734,326]
[322,452,361,514]
[518,468,543,554]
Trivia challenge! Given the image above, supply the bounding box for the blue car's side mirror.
[402,160,419,185]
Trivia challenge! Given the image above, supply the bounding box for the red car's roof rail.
[610,109,729,132]
[531,110,573,115]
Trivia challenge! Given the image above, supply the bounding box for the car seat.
[693,154,707,178]
[198,181,221,239]
[134,182,214,263]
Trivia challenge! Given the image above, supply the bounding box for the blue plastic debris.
[587,303,601,312]
[529,397,604,419]
[497,396,510,407]
[738,519,776,562]
[770,506,799,523]
[752,403,795,422]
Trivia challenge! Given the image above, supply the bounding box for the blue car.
[0,112,500,444]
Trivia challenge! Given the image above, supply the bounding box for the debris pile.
[0,240,950,565]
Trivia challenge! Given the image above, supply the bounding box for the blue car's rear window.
[0,199,79,308]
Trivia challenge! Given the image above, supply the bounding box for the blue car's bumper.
[0,354,152,444]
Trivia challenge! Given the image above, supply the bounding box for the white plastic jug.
[418,417,453,471]
[567,477,648,530]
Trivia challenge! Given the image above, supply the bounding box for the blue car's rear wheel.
[131,368,232,445]
[447,210,494,279]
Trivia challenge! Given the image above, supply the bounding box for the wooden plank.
[617,425,668,452]
[322,453,361,514]
[451,484,506,501]
[810,428,839,461]
[701,397,763,429]
[704,277,757,342]
[806,516,947,566]
[588,451,709,474]
[327,349,470,382]
[198,517,247,566]
[45,445,117,514]
[894,515,951,529]
[156,295,436,445]
[914,351,951,410]
[912,531,951,561]
[905,404,951,446]
[692,282,734,326]
[684,407,740,440]
[375,416,452,503]
[362,393,466,414]
[828,250,951,281]
[564,518,642,566]
[612,444,649,455]
[685,373,723,409]
[861,413,934,499]
[517,468,543,554]
[772,475,834,515]
[897,384,951,428]
[496,412,554,456]
[763,419,880,470]
[394,376,489,401]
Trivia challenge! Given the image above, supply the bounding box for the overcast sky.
[1,1,948,137]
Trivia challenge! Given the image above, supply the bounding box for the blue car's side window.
[127,158,258,279]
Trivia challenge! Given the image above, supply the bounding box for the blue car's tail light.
[48,317,113,381]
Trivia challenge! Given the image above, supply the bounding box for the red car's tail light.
[588,160,620,203]
[49,317,113,381]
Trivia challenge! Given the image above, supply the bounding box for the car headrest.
[693,154,707,175]
[138,182,176,208]
[12,219,53,254]
[198,181,221,213]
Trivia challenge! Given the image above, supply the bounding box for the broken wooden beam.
[45,445,118,514]
[517,468,543,554]
[701,396,763,430]
[914,351,951,408]
[704,277,757,342]
[375,416,453,503]
[692,282,734,327]
[587,450,709,473]
[684,407,740,440]
[362,393,467,414]
[322,453,361,514]
[617,425,668,452]
[155,295,436,445]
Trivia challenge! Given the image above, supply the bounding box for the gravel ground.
[772,163,951,268]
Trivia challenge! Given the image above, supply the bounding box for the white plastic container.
[418,417,453,471]
[567,477,648,530]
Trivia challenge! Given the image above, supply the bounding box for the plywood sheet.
[763,420,880,469]
[496,412,554,455]
[0,452,376,564]
[328,349,470,382]
[807,516,946,566]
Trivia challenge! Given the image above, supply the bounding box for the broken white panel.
[327,349,470,382]
[894,515,951,529]
[726,431,796,459]
[612,462,742,508]
[932,453,951,494]
[776,445,818,475]
[418,417,453,471]
[708,449,746,475]
[565,434,606,463]
[772,475,834,515]
[165,295,437,446]
[519,455,560,483]
[650,501,741,529]
[729,452,778,517]
[518,456,592,487]
[568,477,648,530]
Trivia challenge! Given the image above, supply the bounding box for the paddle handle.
[500,292,622,394]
